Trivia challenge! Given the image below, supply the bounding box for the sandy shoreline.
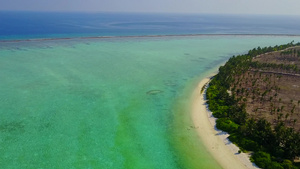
[191,76,259,169]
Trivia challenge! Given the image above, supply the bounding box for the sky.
[1,0,300,15]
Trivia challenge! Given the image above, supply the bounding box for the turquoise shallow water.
[1,35,300,168]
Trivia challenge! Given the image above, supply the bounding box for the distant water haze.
[1,12,300,40]
[1,0,300,15]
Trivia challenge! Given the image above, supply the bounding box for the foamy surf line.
[191,76,259,169]
[1,34,300,43]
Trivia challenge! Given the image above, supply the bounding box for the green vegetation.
[206,42,300,169]
[250,62,299,73]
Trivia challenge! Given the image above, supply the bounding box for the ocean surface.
[1,12,300,40]
[1,12,300,169]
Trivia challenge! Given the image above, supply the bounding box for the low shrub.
[216,118,239,133]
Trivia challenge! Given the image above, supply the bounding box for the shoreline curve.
[191,76,259,169]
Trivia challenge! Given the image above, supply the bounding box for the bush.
[240,138,260,151]
[269,162,284,169]
[212,110,227,118]
[281,160,297,169]
[216,118,239,133]
[250,152,298,169]
[228,133,259,152]
[251,151,272,169]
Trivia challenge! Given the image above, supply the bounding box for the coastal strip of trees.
[206,42,300,169]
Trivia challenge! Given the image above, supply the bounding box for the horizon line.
[1,10,300,17]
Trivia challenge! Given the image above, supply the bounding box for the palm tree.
[285,113,290,124]
[292,119,297,128]
[278,113,284,122]
[291,105,296,117]
[297,100,300,115]
[281,106,285,112]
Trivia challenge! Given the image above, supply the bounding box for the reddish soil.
[231,46,300,131]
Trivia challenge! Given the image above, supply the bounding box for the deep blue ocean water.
[1,11,300,40]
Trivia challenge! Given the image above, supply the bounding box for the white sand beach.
[191,77,259,169]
